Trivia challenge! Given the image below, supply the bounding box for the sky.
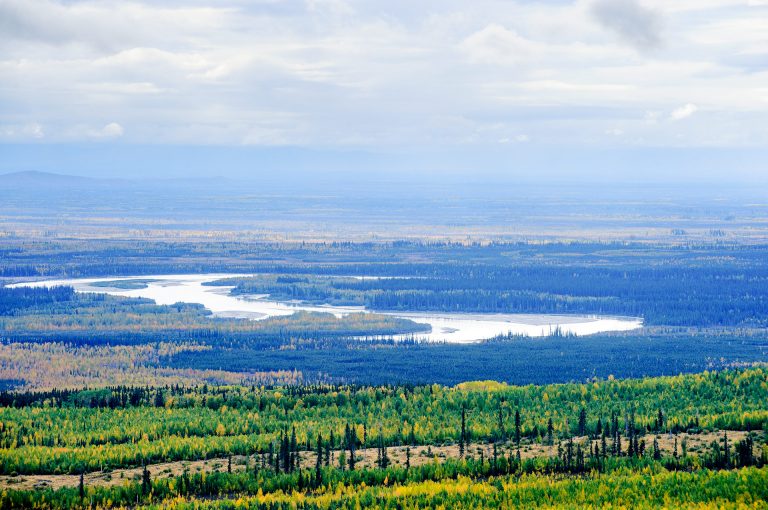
[1,0,768,181]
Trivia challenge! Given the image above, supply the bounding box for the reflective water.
[12,274,643,343]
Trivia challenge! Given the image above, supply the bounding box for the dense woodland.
[0,368,765,475]
[0,368,766,508]
[2,240,768,386]
[168,331,768,386]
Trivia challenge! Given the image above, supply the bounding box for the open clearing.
[0,430,752,491]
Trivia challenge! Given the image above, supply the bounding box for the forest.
[2,239,768,386]
[0,367,765,475]
[1,238,768,507]
[0,368,765,508]
[166,330,768,386]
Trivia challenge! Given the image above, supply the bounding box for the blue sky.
[1,0,767,181]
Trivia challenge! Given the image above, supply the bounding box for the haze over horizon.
[1,0,767,183]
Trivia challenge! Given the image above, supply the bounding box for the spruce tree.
[600,430,607,458]
[346,424,356,470]
[290,426,298,472]
[141,465,151,496]
[578,408,587,436]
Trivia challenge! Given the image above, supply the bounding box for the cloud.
[590,0,663,51]
[670,103,698,121]
[0,0,765,149]
[459,24,536,65]
[498,134,529,144]
[101,122,123,138]
[0,0,234,52]
[0,122,45,139]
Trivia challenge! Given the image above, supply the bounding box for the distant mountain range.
[0,170,100,187]
[0,171,234,190]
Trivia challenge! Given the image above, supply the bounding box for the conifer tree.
[141,465,151,496]
[346,423,356,470]
[290,426,298,472]
[578,407,587,436]
[601,430,607,458]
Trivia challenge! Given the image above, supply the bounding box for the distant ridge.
[0,170,97,186]
[0,170,236,187]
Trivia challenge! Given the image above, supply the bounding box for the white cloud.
[81,122,124,139]
[0,0,765,148]
[101,122,124,137]
[498,134,530,144]
[670,103,698,121]
[0,122,44,139]
[459,24,536,65]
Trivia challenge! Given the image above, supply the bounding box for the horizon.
[2,144,768,186]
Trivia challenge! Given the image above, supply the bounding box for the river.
[11,274,643,343]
